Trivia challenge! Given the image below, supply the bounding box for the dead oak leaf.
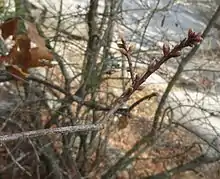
[30,47,53,68]
[0,17,18,39]
[13,35,52,68]
[24,20,53,61]
[0,18,54,79]
[24,20,53,67]
[25,20,45,47]
[6,65,28,79]
[7,34,53,78]
[9,34,32,71]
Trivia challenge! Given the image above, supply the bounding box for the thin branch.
[3,143,32,176]
[0,124,103,143]
[0,151,29,173]
[144,154,220,179]
[125,52,135,84]
[118,36,135,84]
[151,4,220,134]
[101,5,220,178]
[0,72,134,116]
[128,92,158,111]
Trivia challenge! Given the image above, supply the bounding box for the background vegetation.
[0,0,220,179]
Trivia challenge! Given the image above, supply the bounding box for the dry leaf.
[8,34,32,72]
[25,21,45,47]
[9,34,53,73]
[25,20,53,63]
[0,18,54,79]
[30,48,53,67]
[6,65,28,79]
[0,17,18,39]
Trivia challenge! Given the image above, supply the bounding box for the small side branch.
[129,92,158,111]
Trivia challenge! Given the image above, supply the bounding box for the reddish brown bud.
[187,29,203,47]
[163,43,170,56]
[188,28,193,37]
[194,34,203,43]
[191,32,196,37]
[135,74,140,81]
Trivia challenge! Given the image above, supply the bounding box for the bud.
[162,43,170,56]
[135,74,140,81]
[148,57,158,72]
[119,32,126,46]
[187,29,203,45]
[188,28,193,37]
[194,33,203,43]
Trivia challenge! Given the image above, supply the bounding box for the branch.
[151,5,220,134]
[116,28,203,104]
[3,143,32,176]
[0,124,103,143]
[117,37,135,84]
[101,5,220,178]
[128,92,158,111]
[102,27,203,128]
[144,154,220,179]
[0,72,133,116]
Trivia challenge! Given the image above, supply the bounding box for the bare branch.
[144,154,220,179]
[102,5,220,178]
[151,5,220,134]
[128,92,158,111]
[0,124,103,143]
[3,143,32,176]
